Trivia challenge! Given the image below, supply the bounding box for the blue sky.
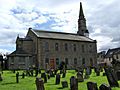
[0,0,120,54]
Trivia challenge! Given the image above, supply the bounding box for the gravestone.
[60,70,63,74]
[86,67,91,75]
[95,68,100,76]
[35,77,45,90]
[41,73,45,78]
[103,72,106,76]
[84,74,90,79]
[99,83,111,90]
[30,69,33,76]
[54,69,58,75]
[78,67,84,75]
[104,68,119,87]
[47,74,50,79]
[70,76,78,90]
[61,81,68,88]
[0,73,3,81]
[77,72,84,82]
[116,70,120,80]
[22,72,25,79]
[35,69,39,77]
[43,73,47,83]
[62,72,66,78]
[50,70,55,77]
[16,72,19,83]
[55,74,60,84]
[13,69,16,73]
[26,69,31,76]
[87,82,98,90]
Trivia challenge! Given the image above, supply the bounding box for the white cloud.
[0,0,120,53]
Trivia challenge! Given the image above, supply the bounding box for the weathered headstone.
[116,70,120,80]
[95,68,100,76]
[16,72,19,83]
[86,67,91,75]
[26,69,31,76]
[35,77,45,90]
[35,69,39,77]
[104,68,119,87]
[87,82,98,90]
[47,74,50,79]
[99,83,111,90]
[54,69,58,75]
[103,72,106,76]
[41,73,45,78]
[13,69,16,73]
[43,73,47,83]
[30,69,34,76]
[50,70,55,77]
[78,67,84,75]
[84,74,90,79]
[0,73,3,81]
[70,76,78,90]
[61,81,68,88]
[55,74,60,84]
[77,72,84,82]
[22,72,25,79]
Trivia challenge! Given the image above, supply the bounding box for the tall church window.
[65,58,68,65]
[55,43,59,51]
[74,58,77,64]
[89,45,92,53]
[73,44,76,51]
[82,58,85,65]
[45,58,49,64]
[65,43,68,51]
[45,42,49,51]
[56,58,59,65]
[82,45,85,53]
[90,58,93,66]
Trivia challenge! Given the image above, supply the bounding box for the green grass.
[0,70,120,90]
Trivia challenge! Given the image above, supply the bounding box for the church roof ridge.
[30,29,95,42]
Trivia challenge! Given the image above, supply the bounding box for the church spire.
[79,2,85,19]
[77,2,89,37]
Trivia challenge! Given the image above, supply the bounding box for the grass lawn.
[0,70,120,90]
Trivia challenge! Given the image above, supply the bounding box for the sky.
[0,0,120,54]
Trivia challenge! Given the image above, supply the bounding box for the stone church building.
[8,2,97,70]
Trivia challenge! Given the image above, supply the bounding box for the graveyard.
[0,69,120,90]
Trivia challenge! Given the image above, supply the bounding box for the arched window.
[65,43,68,51]
[55,43,59,51]
[82,58,85,65]
[73,44,76,51]
[74,58,77,64]
[45,42,49,51]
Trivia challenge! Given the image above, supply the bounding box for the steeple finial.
[79,2,85,19]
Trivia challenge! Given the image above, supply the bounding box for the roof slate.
[31,29,95,42]
[105,47,120,58]
[9,48,31,56]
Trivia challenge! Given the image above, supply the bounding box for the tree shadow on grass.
[57,87,63,89]
[57,87,69,89]
[46,83,56,85]
[1,82,16,85]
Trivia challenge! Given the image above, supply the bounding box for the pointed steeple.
[77,2,89,37]
[79,2,85,19]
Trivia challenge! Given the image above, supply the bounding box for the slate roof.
[31,29,95,42]
[18,36,33,41]
[105,47,120,58]
[9,48,31,56]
